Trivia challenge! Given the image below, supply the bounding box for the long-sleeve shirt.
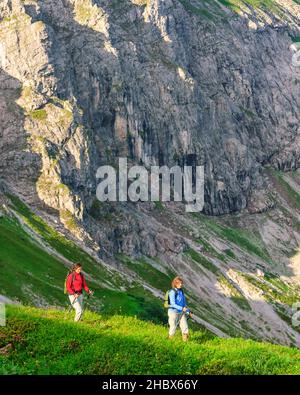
[168,288,188,313]
[66,272,90,295]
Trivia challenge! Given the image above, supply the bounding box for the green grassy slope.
[1,305,300,375]
[176,0,300,20]
[0,215,70,305]
[2,168,300,347]
[0,196,165,323]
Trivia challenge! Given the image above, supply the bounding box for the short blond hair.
[171,276,183,289]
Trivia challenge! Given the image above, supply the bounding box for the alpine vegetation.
[1,0,300,376]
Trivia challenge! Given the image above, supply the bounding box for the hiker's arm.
[182,293,190,313]
[66,274,75,295]
[169,290,183,311]
[82,275,90,293]
[183,293,189,312]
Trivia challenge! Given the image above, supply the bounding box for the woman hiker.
[66,263,93,322]
[168,276,191,341]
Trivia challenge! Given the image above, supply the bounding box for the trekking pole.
[85,290,95,311]
[175,310,193,332]
[65,294,78,318]
[174,311,185,333]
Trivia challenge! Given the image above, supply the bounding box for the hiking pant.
[168,310,188,336]
[69,294,84,322]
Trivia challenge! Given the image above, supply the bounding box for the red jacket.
[66,272,90,295]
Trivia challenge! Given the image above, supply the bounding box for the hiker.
[167,276,191,341]
[66,263,93,322]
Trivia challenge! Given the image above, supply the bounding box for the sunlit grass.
[2,305,300,375]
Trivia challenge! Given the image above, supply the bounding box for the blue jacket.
[168,288,188,314]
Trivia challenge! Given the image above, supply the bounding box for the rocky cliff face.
[1,0,300,217]
[1,0,300,346]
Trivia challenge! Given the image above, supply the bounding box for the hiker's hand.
[89,290,94,295]
[183,307,187,312]
[74,294,79,299]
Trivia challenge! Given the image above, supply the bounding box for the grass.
[185,247,219,275]
[264,272,290,292]
[243,274,300,307]
[195,237,226,261]
[0,13,30,27]
[218,276,251,311]
[176,0,295,21]
[59,209,79,233]
[93,285,166,323]
[2,305,300,375]
[88,199,103,220]
[1,15,18,23]
[29,109,47,121]
[0,215,71,305]
[215,226,269,261]
[192,213,271,261]
[178,0,215,20]
[271,170,300,211]
[225,249,235,259]
[27,99,72,128]
[218,0,240,12]
[2,194,170,323]
[239,106,256,119]
[218,0,292,14]
[118,254,174,292]
[185,248,251,311]
[7,194,111,283]
[153,200,165,211]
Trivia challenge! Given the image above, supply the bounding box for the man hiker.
[167,276,191,341]
[66,263,93,322]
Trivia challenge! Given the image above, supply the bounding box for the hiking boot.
[182,333,189,342]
